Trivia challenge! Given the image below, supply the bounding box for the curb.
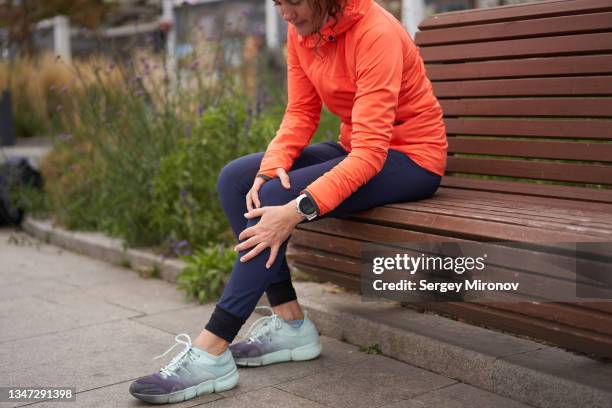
[23,217,612,408]
[22,217,185,283]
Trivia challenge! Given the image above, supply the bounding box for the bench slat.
[434,76,612,97]
[416,11,612,46]
[389,201,612,235]
[448,138,612,162]
[440,177,612,206]
[417,302,612,359]
[444,118,612,140]
[346,206,606,241]
[425,55,612,81]
[447,157,612,185]
[432,188,612,224]
[440,98,612,117]
[420,32,612,63]
[419,0,612,29]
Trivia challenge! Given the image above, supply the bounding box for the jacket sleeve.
[257,27,322,178]
[304,27,403,215]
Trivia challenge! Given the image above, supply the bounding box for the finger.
[253,189,261,209]
[238,226,257,241]
[246,192,253,212]
[235,235,262,252]
[277,168,291,189]
[244,207,265,219]
[266,245,279,269]
[240,242,268,263]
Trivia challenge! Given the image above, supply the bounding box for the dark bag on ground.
[0,157,42,226]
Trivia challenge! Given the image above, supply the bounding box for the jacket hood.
[297,0,373,48]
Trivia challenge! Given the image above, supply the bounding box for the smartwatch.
[296,193,318,221]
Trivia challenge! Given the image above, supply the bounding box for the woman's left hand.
[235,202,304,269]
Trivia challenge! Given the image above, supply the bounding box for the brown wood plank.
[290,261,360,291]
[291,240,612,301]
[425,55,612,81]
[428,191,612,225]
[485,302,612,336]
[572,302,612,314]
[292,225,612,286]
[448,138,612,162]
[419,302,612,359]
[388,201,612,237]
[440,177,612,206]
[446,157,612,185]
[420,33,612,63]
[344,206,605,242]
[440,98,612,117]
[418,0,612,30]
[416,11,612,46]
[400,199,612,232]
[296,217,469,244]
[444,118,612,140]
[434,76,612,98]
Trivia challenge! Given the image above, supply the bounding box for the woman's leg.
[201,147,441,349]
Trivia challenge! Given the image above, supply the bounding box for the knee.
[217,155,253,195]
[257,180,293,208]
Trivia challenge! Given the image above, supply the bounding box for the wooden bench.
[287,0,612,359]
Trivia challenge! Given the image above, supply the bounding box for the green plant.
[358,343,382,354]
[177,244,237,304]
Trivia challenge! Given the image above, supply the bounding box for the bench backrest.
[414,0,612,203]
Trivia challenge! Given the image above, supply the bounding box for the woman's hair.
[308,0,346,33]
[307,0,347,53]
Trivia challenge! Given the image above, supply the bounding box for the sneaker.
[230,306,322,366]
[129,333,239,404]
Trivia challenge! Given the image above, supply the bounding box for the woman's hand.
[235,201,304,268]
[246,168,292,212]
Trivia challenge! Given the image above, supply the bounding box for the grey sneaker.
[129,333,238,404]
[230,306,322,366]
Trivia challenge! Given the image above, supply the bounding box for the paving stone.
[492,347,612,408]
[382,383,532,408]
[0,277,76,300]
[0,294,140,343]
[204,387,326,408]
[276,351,456,408]
[11,381,222,408]
[80,276,194,315]
[219,336,372,398]
[0,320,178,392]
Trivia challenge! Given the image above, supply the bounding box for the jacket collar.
[297,0,373,48]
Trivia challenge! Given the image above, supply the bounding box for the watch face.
[299,196,316,215]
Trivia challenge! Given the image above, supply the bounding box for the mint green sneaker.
[230,306,322,366]
[129,333,238,404]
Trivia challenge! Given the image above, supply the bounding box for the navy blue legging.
[205,141,441,342]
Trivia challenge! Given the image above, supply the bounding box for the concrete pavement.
[0,228,534,408]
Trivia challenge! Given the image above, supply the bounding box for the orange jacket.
[258,0,447,216]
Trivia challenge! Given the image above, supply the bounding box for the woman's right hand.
[246,168,292,212]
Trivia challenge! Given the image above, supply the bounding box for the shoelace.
[154,333,197,377]
[245,306,283,343]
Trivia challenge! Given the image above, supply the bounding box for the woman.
[130,0,446,403]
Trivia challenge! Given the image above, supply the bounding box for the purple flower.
[49,85,56,93]
[56,105,63,113]
[134,90,144,98]
[59,86,68,95]
[173,240,192,256]
[68,164,76,172]
[197,103,206,116]
[241,9,251,16]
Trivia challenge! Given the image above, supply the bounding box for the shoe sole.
[234,341,322,366]
[130,367,239,404]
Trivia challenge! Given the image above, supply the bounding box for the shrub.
[177,244,237,303]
